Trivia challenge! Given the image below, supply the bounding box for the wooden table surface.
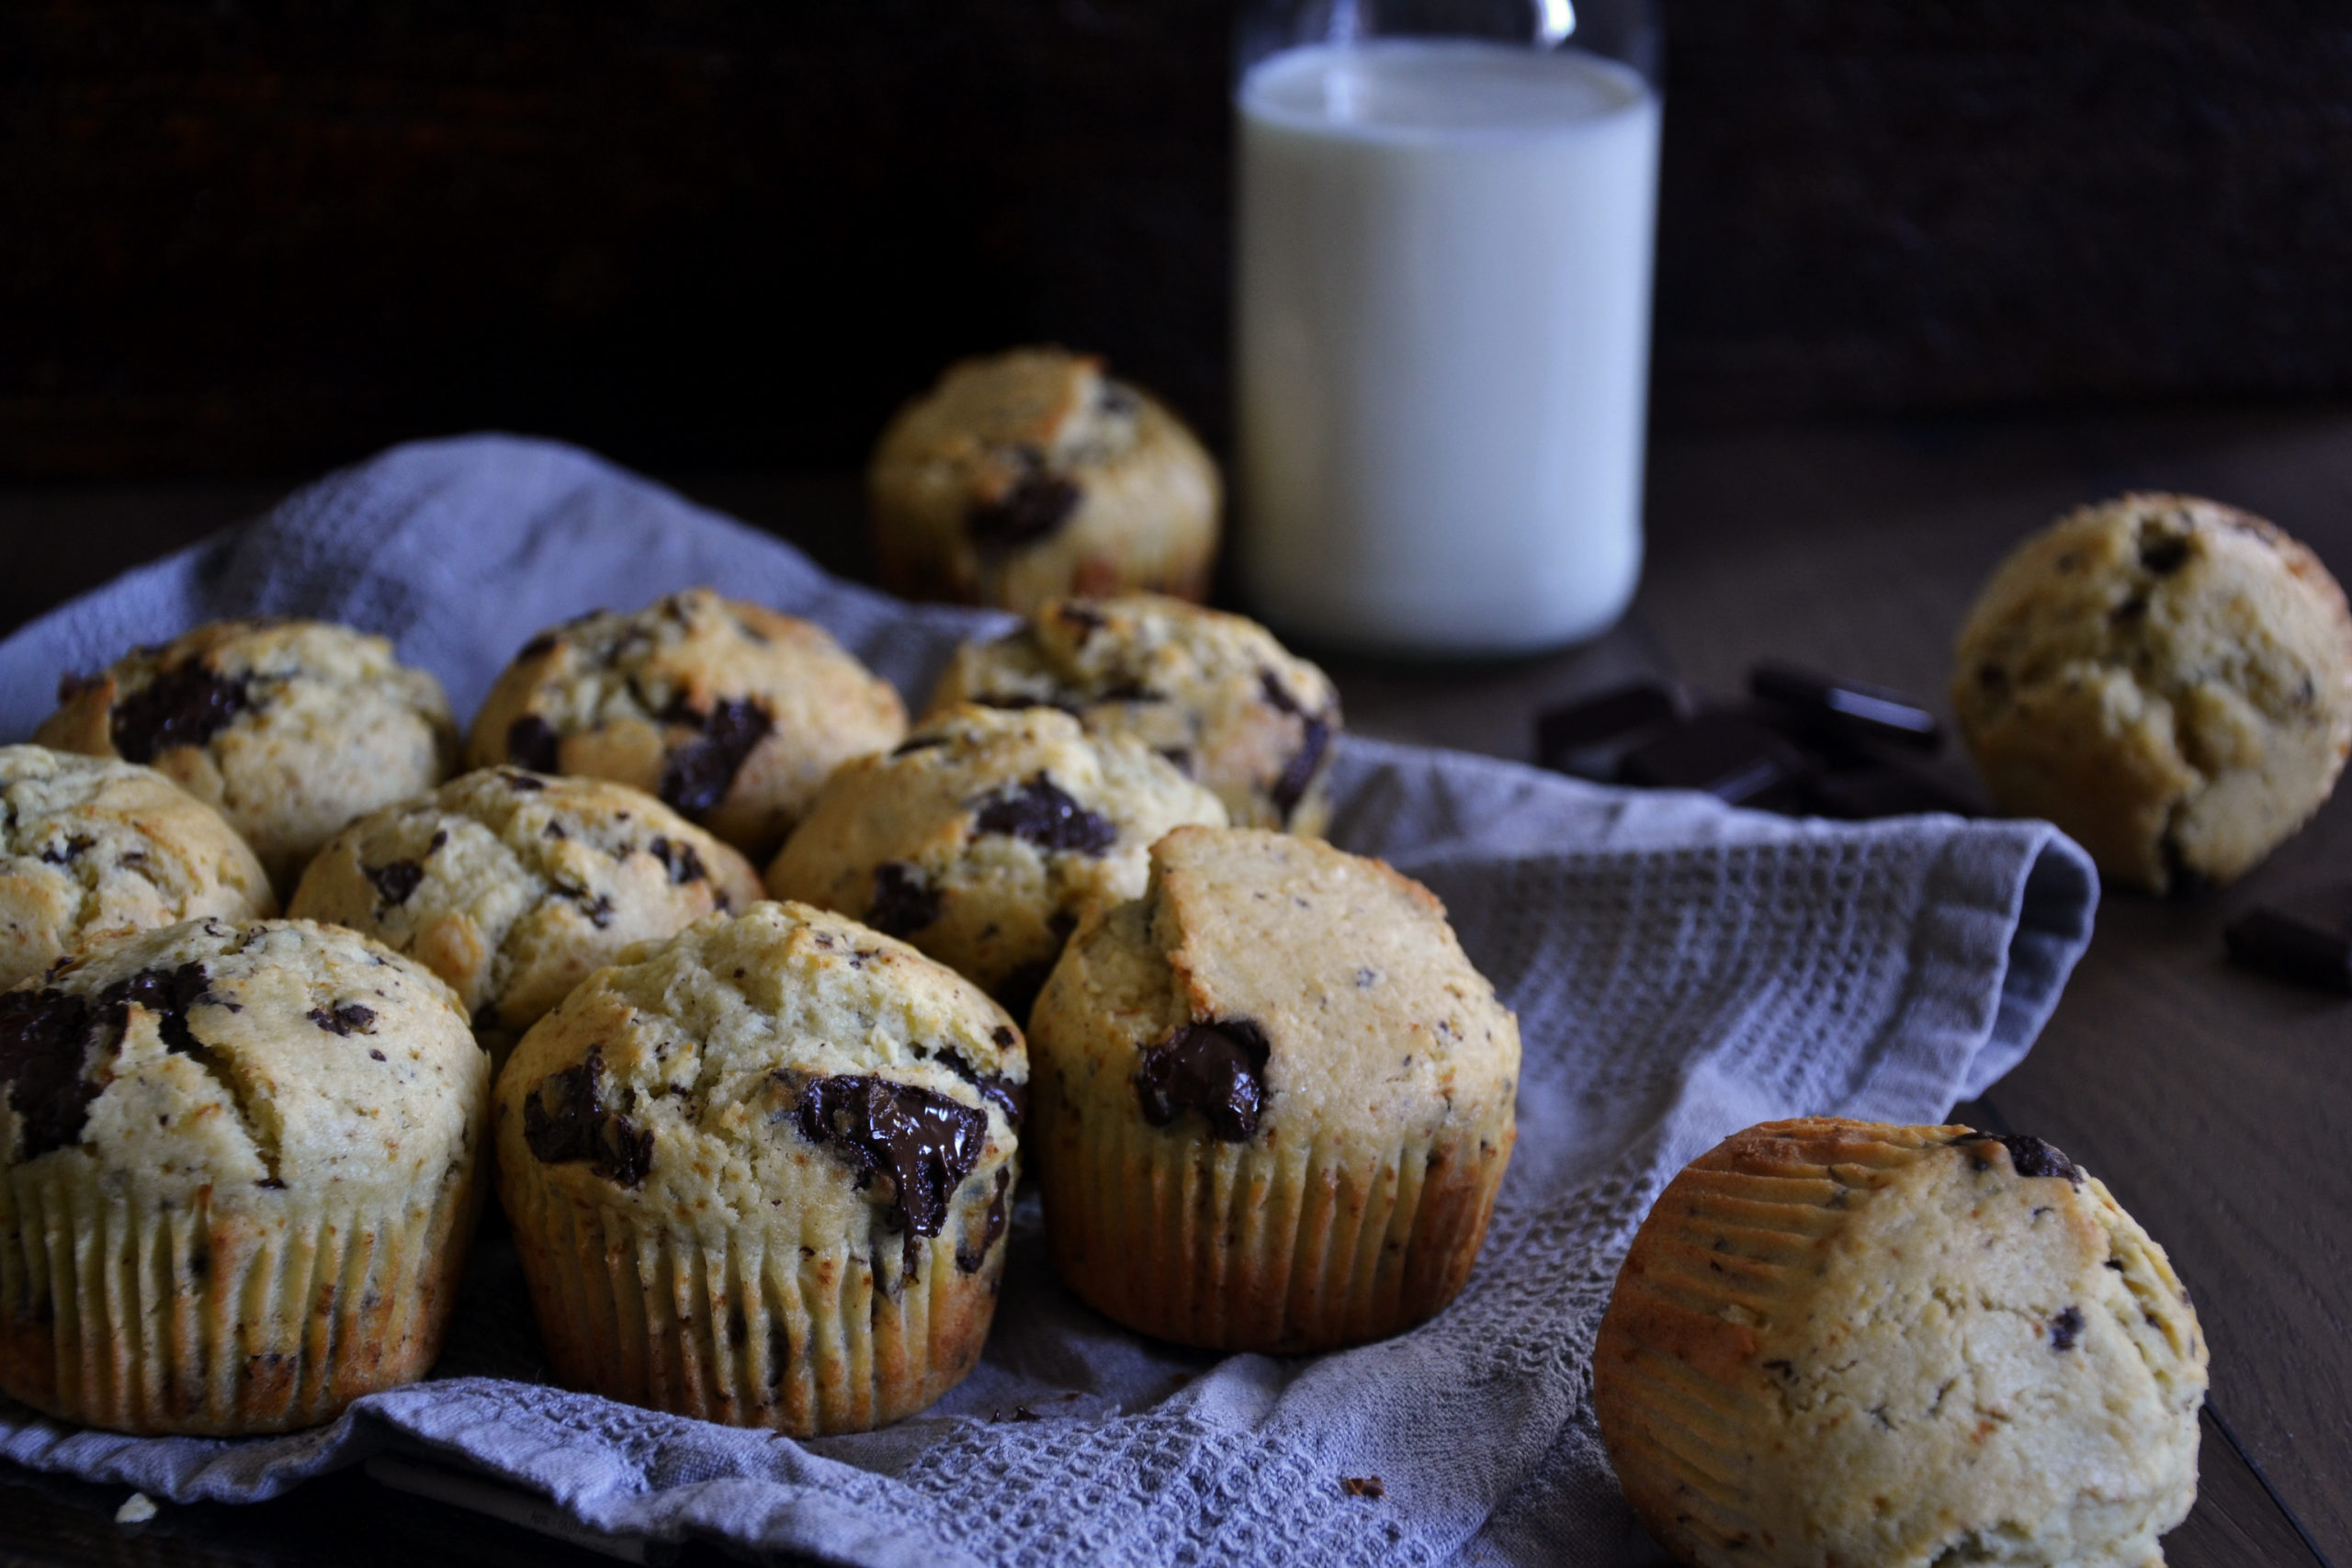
[2,406,2346,1567]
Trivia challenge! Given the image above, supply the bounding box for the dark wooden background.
[7,0,2352,482]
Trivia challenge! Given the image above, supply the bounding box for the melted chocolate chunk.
[506,716,561,773]
[2140,535,2191,576]
[38,834,94,866]
[307,1002,377,1036]
[658,697,774,820]
[794,1075,988,1273]
[0,988,99,1157]
[939,1050,1026,1128]
[867,862,941,937]
[967,472,1082,552]
[1999,1134,2081,1184]
[364,860,425,906]
[647,836,707,886]
[956,1167,1012,1273]
[971,774,1116,855]
[521,1047,655,1187]
[1258,670,1334,826]
[110,665,253,763]
[1136,1019,1271,1142]
[2049,1305,2084,1350]
[105,962,213,1057]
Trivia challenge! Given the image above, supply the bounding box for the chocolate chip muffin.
[289,769,762,1063]
[36,620,458,892]
[870,347,1221,615]
[0,918,488,1434]
[1595,1119,2207,1568]
[494,900,1024,1434]
[0,746,276,990]
[927,595,1342,836]
[1026,826,1517,1352]
[764,704,1227,1020]
[1953,493,2352,892]
[464,590,907,863]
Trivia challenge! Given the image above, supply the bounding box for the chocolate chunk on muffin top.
[36,619,458,892]
[289,768,762,1059]
[764,703,1226,1020]
[464,590,907,863]
[927,594,1342,837]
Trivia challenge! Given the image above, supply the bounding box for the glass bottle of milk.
[1236,0,1662,656]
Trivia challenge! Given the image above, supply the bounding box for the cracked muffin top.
[0,918,485,1202]
[927,595,1342,837]
[1027,827,1516,1160]
[1595,1118,2208,1568]
[289,768,762,1055]
[464,590,908,862]
[35,620,458,892]
[1953,493,2352,892]
[0,746,277,990]
[494,901,1024,1274]
[868,346,1221,615]
[764,703,1227,1019]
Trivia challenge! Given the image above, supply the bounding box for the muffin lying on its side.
[1026,826,1517,1353]
[1953,492,2352,891]
[870,347,1221,614]
[466,590,907,862]
[929,595,1343,836]
[0,918,487,1435]
[290,768,762,1061]
[495,901,1024,1434]
[765,703,1227,1019]
[1594,1118,2207,1568]
[0,745,276,989]
[37,620,458,891]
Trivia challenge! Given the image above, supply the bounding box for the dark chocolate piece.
[38,834,94,866]
[1533,681,1685,768]
[794,1074,988,1273]
[939,1050,1027,1128]
[2140,535,2191,576]
[658,697,774,820]
[109,664,253,763]
[867,862,941,938]
[1619,713,1809,806]
[956,1167,1013,1273]
[1803,761,1984,821]
[971,774,1116,856]
[106,962,213,1058]
[306,1002,377,1036]
[967,472,1082,552]
[891,733,952,757]
[1998,1133,2081,1184]
[647,836,707,886]
[0,988,99,1158]
[1257,670,1335,825]
[1136,1019,1271,1142]
[2049,1305,2085,1350]
[506,716,561,774]
[516,630,560,660]
[521,1046,655,1187]
[1750,662,1942,752]
[364,860,425,906]
[2224,886,2352,993]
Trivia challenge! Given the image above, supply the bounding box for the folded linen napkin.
[0,436,2097,1567]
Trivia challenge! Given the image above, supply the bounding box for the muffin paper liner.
[0,1156,481,1436]
[501,1156,1011,1437]
[1042,1111,1510,1354]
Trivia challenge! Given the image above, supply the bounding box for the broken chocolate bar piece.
[2223,887,2352,993]
[1804,761,1984,820]
[1619,713,1809,806]
[1533,681,1686,776]
[1750,661,1941,752]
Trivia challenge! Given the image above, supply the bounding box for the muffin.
[464,590,907,862]
[764,704,1227,1018]
[0,918,488,1435]
[0,746,276,990]
[928,595,1343,836]
[1026,826,1516,1352]
[494,901,1024,1434]
[1953,493,2352,892]
[289,769,763,1062]
[36,620,458,891]
[1594,1119,2207,1568]
[870,347,1221,614]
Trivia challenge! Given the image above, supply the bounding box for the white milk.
[1236,40,1660,655]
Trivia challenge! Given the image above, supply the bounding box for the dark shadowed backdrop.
[6,0,2350,479]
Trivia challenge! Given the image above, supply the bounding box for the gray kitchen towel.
[0,435,2098,1566]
